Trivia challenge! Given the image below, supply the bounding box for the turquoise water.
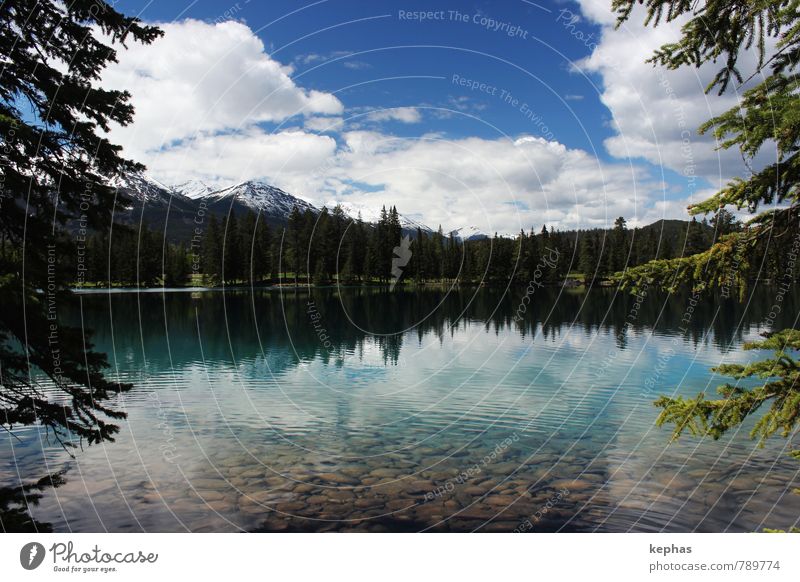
[2,286,799,532]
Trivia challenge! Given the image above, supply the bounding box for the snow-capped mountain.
[170,179,215,200]
[332,200,433,234]
[107,171,440,242]
[110,172,174,204]
[400,214,434,234]
[450,225,490,241]
[113,173,318,216]
[205,180,317,214]
[104,172,322,241]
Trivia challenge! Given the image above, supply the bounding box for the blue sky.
[116,0,611,152]
[101,0,748,233]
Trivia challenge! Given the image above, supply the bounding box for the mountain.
[639,219,710,239]
[106,173,320,242]
[450,226,490,241]
[399,213,434,235]
[204,180,317,215]
[112,173,438,241]
[105,172,710,251]
[170,179,215,200]
[333,201,434,237]
[110,172,176,206]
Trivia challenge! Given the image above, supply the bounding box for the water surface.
[3,285,799,532]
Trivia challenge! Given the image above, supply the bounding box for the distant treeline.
[30,205,793,288]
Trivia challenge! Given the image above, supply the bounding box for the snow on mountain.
[113,172,438,234]
[399,214,434,233]
[450,225,490,241]
[170,179,214,200]
[109,172,175,204]
[327,200,373,222]
[205,180,317,214]
[332,201,433,233]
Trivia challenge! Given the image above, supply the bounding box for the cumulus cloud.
[139,129,337,191]
[365,107,423,124]
[102,16,711,234]
[574,0,776,189]
[100,19,343,160]
[304,116,345,133]
[280,131,668,234]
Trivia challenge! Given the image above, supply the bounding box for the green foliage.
[612,0,797,95]
[655,330,800,447]
[615,0,800,297]
[65,209,723,289]
[616,0,800,529]
[579,231,603,284]
[0,2,161,447]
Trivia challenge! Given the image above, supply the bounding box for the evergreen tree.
[615,0,800,527]
[578,231,601,285]
[164,244,189,287]
[286,206,303,285]
[138,228,161,286]
[223,213,242,284]
[239,211,257,283]
[0,1,161,452]
[313,207,334,283]
[710,208,741,240]
[683,217,707,256]
[608,216,628,273]
[203,215,222,285]
[253,216,272,282]
[343,213,366,282]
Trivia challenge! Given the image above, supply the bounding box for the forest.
[50,204,785,289]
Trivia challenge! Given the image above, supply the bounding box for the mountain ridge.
[112,171,435,241]
[109,171,708,249]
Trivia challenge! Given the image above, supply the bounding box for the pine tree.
[223,213,242,284]
[164,244,189,287]
[138,228,162,286]
[683,217,707,256]
[615,0,800,525]
[239,211,257,283]
[0,2,161,451]
[608,216,628,273]
[525,228,541,282]
[286,206,303,286]
[203,215,222,285]
[253,216,272,282]
[578,231,600,285]
[313,207,333,283]
[710,208,741,241]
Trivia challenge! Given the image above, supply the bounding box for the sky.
[98,0,768,235]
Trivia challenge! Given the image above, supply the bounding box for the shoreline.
[70,280,590,294]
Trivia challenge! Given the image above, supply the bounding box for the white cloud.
[281,131,667,234]
[139,129,337,191]
[100,19,343,160]
[102,15,712,234]
[342,61,372,70]
[446,95,488,112]
[365,107,423,124]
[304,116,345,133]
[574,0,776,188]
[295,50,354,66]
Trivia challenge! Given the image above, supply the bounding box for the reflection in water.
[0,472,65,532]
[1,285,799,532]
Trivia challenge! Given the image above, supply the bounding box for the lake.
[2,285,799,532]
